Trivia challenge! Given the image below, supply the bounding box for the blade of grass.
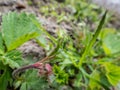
[30,18,57,44]
[80,68,110,90]
[78,11,107,67]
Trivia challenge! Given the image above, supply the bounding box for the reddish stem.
[12,55,55,79]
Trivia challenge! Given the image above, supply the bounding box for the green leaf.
[36,35,48,48]
[53,65,69,84]
[102,33,120,55]
[14,81,22,89]
[20,82,27,90]
[104,63,120,86]
[2,50,23,69]
[0,62,11,90]
[89,70,101,89]
[2,12,39,51]
[19,70,49,90]
[80,68,110,90]
[73,72,83,87]
[0,33,4,53]
[99,28,116,39]
[78,11,107,67]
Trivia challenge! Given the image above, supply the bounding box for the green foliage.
[78,11,107,67]
[65,0,102,21]
[104,63,120,86]
[53,65,69,84]
[0,0,120,89]
[0,62,12,90]
[102,33,120,55]
[15,70,49,90]
[1,50,23,69]
[89,70,101,89]
[0,33,4,53]
[99,28,116,39]
[47,10,119,90]
[2,12,39,51]
[0,12,42,90]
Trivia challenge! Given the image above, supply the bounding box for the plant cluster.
[0,1,120,90]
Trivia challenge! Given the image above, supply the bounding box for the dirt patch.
[18,40,46,61]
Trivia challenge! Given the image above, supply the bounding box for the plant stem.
[12,55,55,79]
[78,11,107,68]
[30,18,57,44]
